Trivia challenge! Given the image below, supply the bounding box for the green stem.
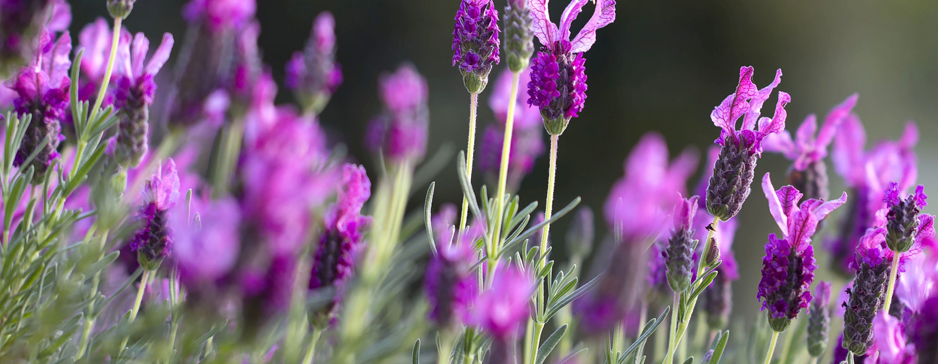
[490,72,520,261]
[882,251,901,314]
[778,327,793,364]
[437,331,452,364]
[847,352,855,364]
[527,321,544,364]
[458,92,479,232]
[540,134,559,265]
[663,293,680,364]
[88,17,123,125]
[763,331,780,364]
[301,328,322,364]
[118,269,151,357]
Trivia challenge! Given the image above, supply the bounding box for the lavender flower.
[527,0,615,135]
[869,311,916,363]
[286,12,342,115]
[884,183,935,253]
[664,195,699,292]
[842,227,892,355]
[466,264,534,339]
[130,159,181,271]
[365,64,429,163]
[604,132,697,244]
[764,94,857,201]
[696,165,739,329]
[309,164,371,324]
[707,66,790,221]
[452,0,500,93]
[807,281,832,357]
[0,0,70,78]
[424,224,481,328]
[9,31,70,184]
[828,117,919,277]
[758,173,846,331]
[503,0,534,72]
[114,31,174,168]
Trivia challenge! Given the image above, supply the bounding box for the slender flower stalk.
[764,331,780,364]
[301,328,322,364]
[459,92,478,233]
[489,71,519,274]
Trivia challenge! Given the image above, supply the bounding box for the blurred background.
[70,0,938,333]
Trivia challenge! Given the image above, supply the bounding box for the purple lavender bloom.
[604,132,697,244]
[527,0,615,135]
[707,66,790,221]
[9,31,70,184]
[78,18,114,92]
[763,94,857,201]
[807,281,832,357]
[365,64,429,164]
[883,183,935,254]
[466,264,534,339]
[424,224,481,328]
[664,195,699,292]
[842,227,893,355]
[286,12,342,115]
[183,0,256,33]
[452,0,500,93]
[758,173,846,331]
[130,159,181,271]
[0,0,70,77]
[113,31,174,168]
[309,164,371,324]
[828,116,919,277]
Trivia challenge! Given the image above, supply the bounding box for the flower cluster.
[286,12,342,115]
[130,159,180,271]
[452,0,500,93]
[366,64,429,164]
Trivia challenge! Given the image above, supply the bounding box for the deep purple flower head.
[130,159,181,271]
[828,117,919,277]
[758,173,845,331]
[113,31,174,168]
[452,0,500,93]
[424,223,481,328]
[466,264,534,339]
[883,183,935,254]
[9,31,70,184]
[526,0,615,135]
[183,0,256,33]
[693,147,740,278]
[490,67,542,129]
[0,0,70,78]
[309,164,372,325]
[604,132,697,244]
[807,281,832,357]
[366,64,429,163]
[285,12,342,115]
[477,122,545,190]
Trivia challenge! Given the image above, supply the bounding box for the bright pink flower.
[467,264,535,338]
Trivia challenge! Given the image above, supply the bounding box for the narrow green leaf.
[681,357,694,364]
[619,306,670,364]
[412,339,421,364]
[500,197,581,257]
[424,182,437,255]
[534,324,567,364]
[707,331,730,364]
[545,275,599,320]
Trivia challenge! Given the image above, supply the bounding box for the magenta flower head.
[114,31,174,168]
[366,63,429,164]
[883,183,935,254]
[174,197,241,297]
[604,132,697,244]
[0,0,70,78]
[467,263,534,339]
[806,281,832,357]
[707,66,790,221]
[828,117,918,277]
[9,31,71,184]
[869,311,916,364]
[527,0,615,135]
[664,195,699,292]
[842,227,893,356]
[503,0,534,72]
[286,12,342,115]
[758,173,846,332]
[424,223,481,329]
[183,0,256,33]
[309,164,371,326]
[131,159,181,271]
[763,94,857,201]
[452,0,500,93]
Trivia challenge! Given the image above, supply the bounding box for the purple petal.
[761,131,797,160]
[915,214,936,251]
[777,186,804,220]
[569,0,617,54]
[47,0,72,32]
[79,18,113,83]
[46,32,73,86]
[710,66,757,137]
[899,122,919,149]
[794,114,817,154]
[762,173,788,233]
[313,12,336,53]
[130,33,149,79]
[558,0,588,42]
[742,68,783,131]
[757,91,791,136]
[145,33,175,77]
[787,209,819,252]
[812,192,848,220]
[832,114,867,187]
[529,0,559,46]
[816,94,858,150]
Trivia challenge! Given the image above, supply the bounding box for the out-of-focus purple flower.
[527,0,616,135]
[452,0,500,93]
[477,122,545,191]
[828,117,919,277]
[78,18,114,88]
[424,223,480,328]
[604,132,698,244]
[183,0,256,33]
[9,31,71,184]
[489,67,542,129]
[807,281,832,357]
[309,164,371,324]
[758,173,845,331]
[366,64,429,164]
[764,94,857,201]
[883,183,935,253]
[842,227,892,356]
[909,295,938,364]
[576,235,647,335]
[868,311,916,363]
[175,197,241,286]
[895,252,938,315]
[466,264,534,339]
[707,66,790,221]
[285,12,342,115]
[130,159,180,270]
[240,253,299,321]
[113,31,174,168]
[0,0,70,77]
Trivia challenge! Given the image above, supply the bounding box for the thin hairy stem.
[764,331,780,364]
[883,251,902,313]
[88,17,123,124]
[490,71,521,258]
[301,328,323,364]
[458,92,479,232]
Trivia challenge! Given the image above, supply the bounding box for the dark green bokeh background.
[70,0,938,333]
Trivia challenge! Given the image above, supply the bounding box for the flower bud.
[806,281,831,357]
[665,196,698,292]
[107,0,136,19]
[842,249,890,355]
[706,140,758,221]
[503,2,533,72]
[884,183,928,253]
